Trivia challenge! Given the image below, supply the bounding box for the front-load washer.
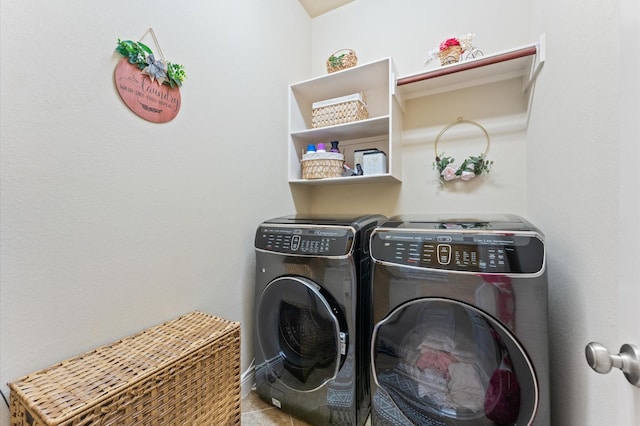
[369,215,549,426]
[254,214,386,425]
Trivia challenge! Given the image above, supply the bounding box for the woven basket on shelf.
[438,45,463,65]
[9,311,241,426]
[312,92,368,128]
[302,153,344,179]
[326,49,358,73]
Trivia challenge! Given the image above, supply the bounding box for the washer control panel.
[371,230,544,274]
[255,225,355,256]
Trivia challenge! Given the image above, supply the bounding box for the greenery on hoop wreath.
[434,153,492,182]
[432,117,494,184]
[116,39,186,88]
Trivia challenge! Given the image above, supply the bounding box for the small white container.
[357,150,387,175]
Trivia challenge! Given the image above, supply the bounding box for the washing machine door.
[372,298,538,426]
[256,276,348,392]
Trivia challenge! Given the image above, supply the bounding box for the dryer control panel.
[370,230,544,274]
[255,225,355,256]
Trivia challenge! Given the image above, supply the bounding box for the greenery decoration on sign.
[116,39,186,88]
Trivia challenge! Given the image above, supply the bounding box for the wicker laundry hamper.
[9,311,241,426]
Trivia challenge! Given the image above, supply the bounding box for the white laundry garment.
[447,362,486,412]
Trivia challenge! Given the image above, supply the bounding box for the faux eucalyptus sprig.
[116,39,186,88]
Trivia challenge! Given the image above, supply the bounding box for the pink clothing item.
[415,349,456,376]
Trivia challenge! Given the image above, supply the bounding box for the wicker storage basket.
[438,45,463,65]
[9,311,241,426]
[326,49,357,73]
[312,92,368,128]
[302,152,344,179]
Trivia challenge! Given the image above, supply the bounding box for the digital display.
[421,243,505,271]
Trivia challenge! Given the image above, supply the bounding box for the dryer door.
[256,276,348,392]
[372,298,538,426]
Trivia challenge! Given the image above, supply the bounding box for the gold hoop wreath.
[433,117,493,183]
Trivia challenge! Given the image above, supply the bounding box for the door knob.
[585,342,640,387]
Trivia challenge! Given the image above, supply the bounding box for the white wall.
[0,1,309,424]
[309,0,533,217]
[528,0,639,424]
[618,0,640,422]
[310,0,638,425]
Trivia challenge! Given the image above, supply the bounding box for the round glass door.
[256,276,347,392]
[372,298,538,425]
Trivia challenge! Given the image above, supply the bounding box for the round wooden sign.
[114,58,181,123]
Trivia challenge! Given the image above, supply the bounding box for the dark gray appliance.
[254,214,386,425]
[369,214,550,426]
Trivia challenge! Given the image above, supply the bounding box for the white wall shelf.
[288,57,403,185]
[290,116,389,143]
[396,36,545,103]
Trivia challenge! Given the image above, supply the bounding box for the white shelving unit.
[288,57,403,185]
[287,36,545,186]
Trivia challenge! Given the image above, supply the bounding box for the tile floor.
[241,391,372,425]
[241,391,313,425]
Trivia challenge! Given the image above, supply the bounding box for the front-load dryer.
[254,214,386,425]
[369,215,549,426]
